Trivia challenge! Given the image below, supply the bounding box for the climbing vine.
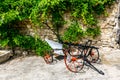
[0,0,115,56]
[62,21,85,42]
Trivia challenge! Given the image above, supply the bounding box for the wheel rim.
[87,48,99,63]
[64,50,84,73]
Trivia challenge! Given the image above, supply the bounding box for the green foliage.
[62,21,85,42]
[0,24,51,56]
[13,35,51,56]
[0,0,38,26]
[0,0,115,27]
[70,0,115,25]
[0,32,51,57]
[0,0,115,56]
[62,22,101,42]
[0,10,19,26]
[0,0,115,28]
[86,27,101,38]
[35,39,51,56]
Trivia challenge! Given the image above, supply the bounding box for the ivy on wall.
[0,0,115,56]
[62,21,85,42]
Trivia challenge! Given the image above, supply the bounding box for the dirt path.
[0,47,120,80]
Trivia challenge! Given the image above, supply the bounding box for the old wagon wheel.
[86,48,100,63]
[64,49,84,73]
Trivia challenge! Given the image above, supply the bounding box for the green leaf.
[0,39,9,47]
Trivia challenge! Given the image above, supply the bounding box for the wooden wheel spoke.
[73,61,77,72]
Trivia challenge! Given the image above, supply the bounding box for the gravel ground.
[0,47,120,80]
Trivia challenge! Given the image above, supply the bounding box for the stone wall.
[17,20,57,41]
[98,2,119,48]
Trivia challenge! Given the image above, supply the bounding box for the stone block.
[0,50,12,63]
